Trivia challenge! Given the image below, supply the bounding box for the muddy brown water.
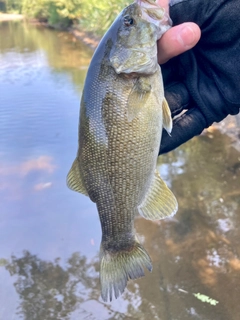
[0,21,240,320]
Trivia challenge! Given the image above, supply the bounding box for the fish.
[67,0,178,301]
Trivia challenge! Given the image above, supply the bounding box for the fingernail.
[177,25,196,48]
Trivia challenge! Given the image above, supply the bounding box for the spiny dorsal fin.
[67,158,88,196]
[138,169,178,220]
[162,97,172,134]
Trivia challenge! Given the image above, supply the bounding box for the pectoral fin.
[162,97,172,134]
[127,78,151,122]
[67,158,88,196]
[138,170,178,220]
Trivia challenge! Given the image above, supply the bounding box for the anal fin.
[138,169,178,220]
[67,158,88,196]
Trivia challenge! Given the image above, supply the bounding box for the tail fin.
[100,241,152,302]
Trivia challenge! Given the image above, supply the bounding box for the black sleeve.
[159,0,240,154]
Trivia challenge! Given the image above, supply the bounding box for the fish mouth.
[136,0,172,39]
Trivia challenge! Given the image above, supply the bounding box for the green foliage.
[4,0,130,34]
[22,0,49,20]
[20,0,82,27]
[54,0,81,20]
[48,1,70,27]
[2,0,23,13]
[79,0,130,35]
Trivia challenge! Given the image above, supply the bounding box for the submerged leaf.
[193,293,219,306]
[0,258,8,267]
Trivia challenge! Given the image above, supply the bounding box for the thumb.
[158,22,201,64]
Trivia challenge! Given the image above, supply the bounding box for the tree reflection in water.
[5,252,97,319]
[1,130,240,320]
[4,251,134,319]
[4,251,145,319]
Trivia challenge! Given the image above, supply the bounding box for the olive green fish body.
[67,1,178,301]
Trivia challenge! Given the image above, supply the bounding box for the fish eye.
[123,15,134,27]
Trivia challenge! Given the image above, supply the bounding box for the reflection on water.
[0,20,92,88]
[1,21,240,320]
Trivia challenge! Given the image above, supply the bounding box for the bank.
[0,13,23,21]
[0,12,99,50]
[1,13,239,149]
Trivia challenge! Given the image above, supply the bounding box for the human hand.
[157,0,240,154]
[157,0,201,64]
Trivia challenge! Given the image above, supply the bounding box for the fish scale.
[67,0,178,301]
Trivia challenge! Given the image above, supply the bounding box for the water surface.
[1,21,240,320]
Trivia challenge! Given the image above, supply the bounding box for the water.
[0,21,240,320]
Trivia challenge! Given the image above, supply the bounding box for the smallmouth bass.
[67,0,178,301]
